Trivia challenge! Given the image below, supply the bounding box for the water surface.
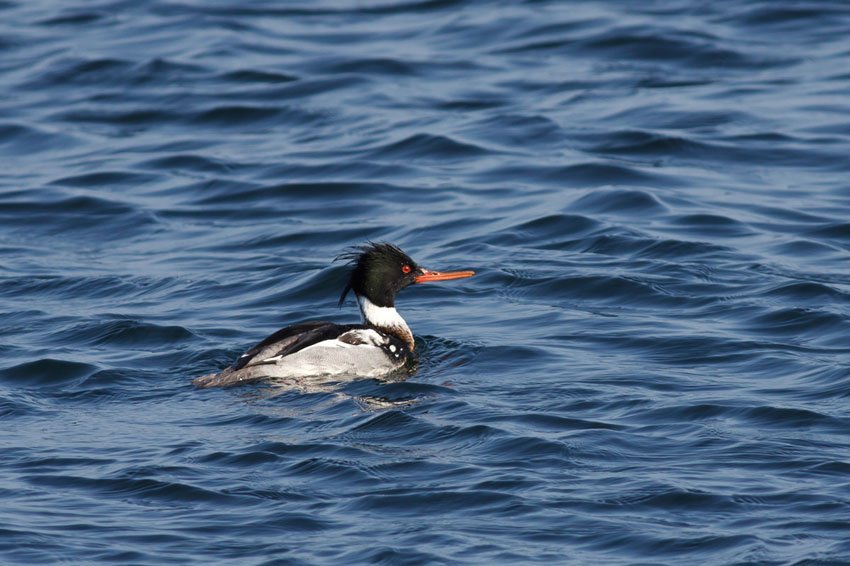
[2,1,850,563]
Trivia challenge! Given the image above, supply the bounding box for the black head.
[337,242,420,308]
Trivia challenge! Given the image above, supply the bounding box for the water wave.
[2,0,850,563]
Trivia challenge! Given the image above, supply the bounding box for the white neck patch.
[356,295,410,333]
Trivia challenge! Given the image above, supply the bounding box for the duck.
[193,242,474,388]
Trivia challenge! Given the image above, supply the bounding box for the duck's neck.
[356,294,414,351]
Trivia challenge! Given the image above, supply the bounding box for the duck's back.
[193,321,410,388]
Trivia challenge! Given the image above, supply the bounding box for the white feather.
[357,295,411,335]
[259,338,400,378]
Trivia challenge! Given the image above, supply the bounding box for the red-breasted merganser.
[193,243,474,388]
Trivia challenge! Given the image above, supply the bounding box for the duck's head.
[338,242,474,308]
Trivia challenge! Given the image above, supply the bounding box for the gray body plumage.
[193,327,407,389]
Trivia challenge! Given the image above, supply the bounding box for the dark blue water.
[2,1,850,563]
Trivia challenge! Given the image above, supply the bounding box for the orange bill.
[415,268,475,283]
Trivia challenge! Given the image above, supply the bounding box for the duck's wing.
[193,321,356,389]
[230,321,354,371]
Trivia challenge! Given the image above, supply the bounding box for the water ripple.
[2,0,850,563]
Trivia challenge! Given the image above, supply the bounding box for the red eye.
[402,265,411,274]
